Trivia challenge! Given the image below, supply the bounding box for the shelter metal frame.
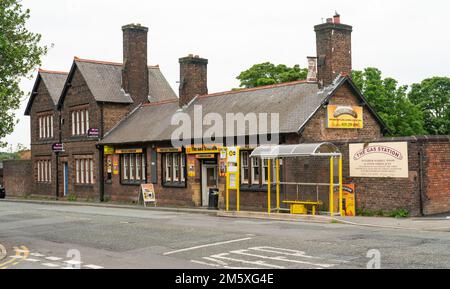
[249,143,344,216]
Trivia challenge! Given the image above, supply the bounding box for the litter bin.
[0,186,5,199]
[208,188,219,210]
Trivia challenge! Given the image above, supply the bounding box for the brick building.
[17,16,450,216]
[24,24,177,199]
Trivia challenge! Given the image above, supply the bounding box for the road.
[0,201,449,269]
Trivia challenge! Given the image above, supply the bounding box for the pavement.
[1,199,450,269]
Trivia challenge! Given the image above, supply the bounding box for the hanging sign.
[140,184,156,207]
[349,142,409,178]
[327,105,363,129]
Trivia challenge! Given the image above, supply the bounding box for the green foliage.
[0,151,19,161]
[356,207,410,218]
[0,0,47,147]
[388,209,410,218]
[408,77,450,135]
[67,194,77,202]
[236,62,307,88]
[351,68,427,136]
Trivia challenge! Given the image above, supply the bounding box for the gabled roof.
[57,57,177,108]
[101,75,389,145]
[25,70,68,115]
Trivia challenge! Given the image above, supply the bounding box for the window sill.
[162,182,186,188]
[120,181,146,186]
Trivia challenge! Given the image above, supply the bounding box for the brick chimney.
[122,24,149,104]
[179,54,208,107]
[315,13,352,87]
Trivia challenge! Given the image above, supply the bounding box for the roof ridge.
[141,98,179,107]
[198,80,312,99]
[38,68,69,75]
[73,56,160,68]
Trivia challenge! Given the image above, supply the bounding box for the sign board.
[227,147,239,189]
[115,148,143,154]
[140,184,156,207]
[87,128,99,137]
[157,147,182,153]
[228,174,237,190]
[113,155,119,175]
[335,184,356,217]
[327,105,363,129]
[104,146,114,155]
[186,145,221,154]
[52,143,64,152]
[187,158,196,177]
[349,142,409,178]
[195,154,215,159]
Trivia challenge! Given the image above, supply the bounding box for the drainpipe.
[418,143,425,216]
[98,103,105,202]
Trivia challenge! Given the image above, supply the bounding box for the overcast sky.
[2,0,450,151]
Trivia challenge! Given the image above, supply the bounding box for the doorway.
[63,162,69,197]
[201,164,218,207]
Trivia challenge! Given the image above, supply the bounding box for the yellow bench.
[283,200,323,215]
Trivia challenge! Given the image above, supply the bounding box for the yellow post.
[329,157,334,215]
[236,147,240,212]
[339,156,343,217]
[268,159,271,214]
[226,172,229,211]
[276,159,280,212]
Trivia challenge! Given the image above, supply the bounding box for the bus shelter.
[250,143,344,216]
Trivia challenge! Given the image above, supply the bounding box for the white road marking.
[9,255,23,259]
[30,253,45,257]
[24,258,41,262]
[42,263,60,268]
[191,260,221,267]
[210,253,285,269]
[14,249,28,253]
[230,249,334,268]
[84,264,104,269]
[163,237,252,255]
[45,256,62,261]
[64,260,83,265]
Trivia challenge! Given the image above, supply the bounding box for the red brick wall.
[423,140,450,215]
[3,160,33,197]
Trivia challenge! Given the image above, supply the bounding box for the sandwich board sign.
[140,184,156,207]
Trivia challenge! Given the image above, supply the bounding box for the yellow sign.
[104,146,114,155]
[115,148,143,154]
[186,145,221,154]
[327,105,363,129]
[340,184,356,217]
[187,158,196,177]
[141,184,156,207]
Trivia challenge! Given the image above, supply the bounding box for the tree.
[0,0,47,147]
[408,77,450,135]
[351,68,426,136]
[237,62,307,88]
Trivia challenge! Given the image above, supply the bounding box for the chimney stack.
[306,56,318,82]
[122,24,149,104]
[179,55,208,107]
[315,14,352,87]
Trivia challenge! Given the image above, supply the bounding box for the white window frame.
[80,110,85,135]
[251,157,259,185]
[241,151,249,184]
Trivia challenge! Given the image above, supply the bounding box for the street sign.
[88,128,100,137]
[52,143,64,152]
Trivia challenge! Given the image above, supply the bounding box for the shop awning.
[250,143,341,159]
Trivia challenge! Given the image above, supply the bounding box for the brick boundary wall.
[3,160,33,197]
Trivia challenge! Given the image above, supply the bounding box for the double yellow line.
[0,246,29,269]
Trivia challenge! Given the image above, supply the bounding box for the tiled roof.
[24,70,68,115]
[73,57,177,104]
[100,79,336,144]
